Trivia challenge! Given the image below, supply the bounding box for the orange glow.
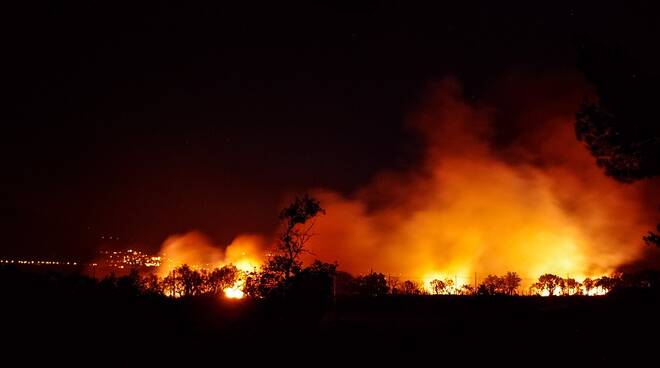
[299,77,653,286]
[156,231,224,278]
[223,285,245,299]
[222,250,260,300]
[156,232,264,279]
[156,76,654,295]
[537,284,608,296]
[223,235,263,273]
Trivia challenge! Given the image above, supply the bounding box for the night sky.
[2,2,658,259]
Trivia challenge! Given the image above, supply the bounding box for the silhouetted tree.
[244,267,281,299]
[557,278,568,296]
[595,275,618,294]
[142,273,163,295]
[286,260,337,303]
[575,40,660,245]
[206,265,239,294]
[401,280,423,295]
[575,40,660,182]
[115,269,151,298]
[244,195,326,299]
[162,271,178,297]
[356,272,389,296]
[582,277,594,295]
[430,279,446,295]
[564,278,582,295]
[334,271,358,296]
[535,274,562,296]
[272,194,325,280]
[502,272,522,295]
[479,274,505,295]
[614,270,660,293]
[387,275,401,294]
[643,224,660,247]
[459,284,474,295]
[174,265,203,297]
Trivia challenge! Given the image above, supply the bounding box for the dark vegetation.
[1,194,658,362]
[576,40,660,247]
[576,40,660,183]
[3,6,660,365]
[3,197,659,363]
[2,264,659,364]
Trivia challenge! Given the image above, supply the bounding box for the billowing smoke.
[157,231,265,277]
[300,75,654,286]
[155,74,655,289]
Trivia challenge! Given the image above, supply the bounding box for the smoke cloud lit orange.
[157,231,265,277]
[299,76,653,289]
[155,75,654,293]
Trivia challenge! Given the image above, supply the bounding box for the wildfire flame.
[223,285,245,299]
[157,233,264,298]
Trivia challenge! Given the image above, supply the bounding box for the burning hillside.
[156,75,655,293]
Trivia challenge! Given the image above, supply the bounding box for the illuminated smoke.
[156,75,654,292]
[300,76,653,288]
[157,231,265,277]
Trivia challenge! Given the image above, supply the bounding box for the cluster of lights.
[1,250,162,270]
[98,250,161,268]
[0,259,78,266]
[159,258,223,273]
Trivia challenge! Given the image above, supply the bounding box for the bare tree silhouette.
[271,194,325,280]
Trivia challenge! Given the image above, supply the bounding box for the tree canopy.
[575,40,660,247]
[575,40,660,182]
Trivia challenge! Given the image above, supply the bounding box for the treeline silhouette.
[335,270,660,297]
[3,263,660,301]
[2,262,660,362]
[3,193,659,303]
[2,195,659,363]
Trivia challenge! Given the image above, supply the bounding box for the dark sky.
[2,1,657,259]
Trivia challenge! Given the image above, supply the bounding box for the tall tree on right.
[575,40,660,246]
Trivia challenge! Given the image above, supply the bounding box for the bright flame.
[223,256,260,299]
[586,288,609,296]
[537,285,609,296]
[223,285,245,299]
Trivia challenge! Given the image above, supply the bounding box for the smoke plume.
[301,75,653,286]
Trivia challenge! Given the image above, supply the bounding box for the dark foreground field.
[3,281,658,365]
